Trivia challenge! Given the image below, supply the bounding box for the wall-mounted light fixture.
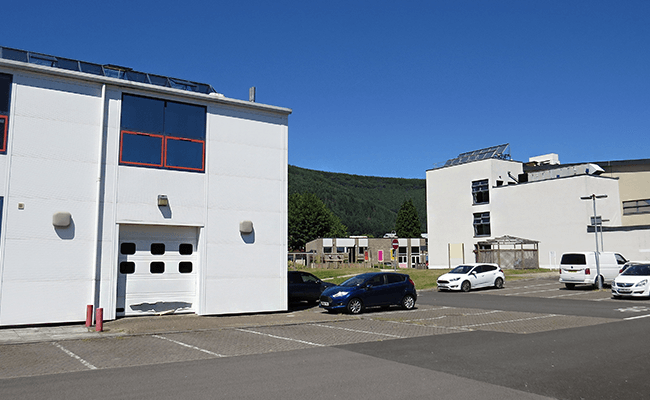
[239,220,253,234]
[157,195,168,207]
[52,212,71,228]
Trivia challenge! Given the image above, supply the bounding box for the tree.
[395,199,422,238]
[288,192,348,250]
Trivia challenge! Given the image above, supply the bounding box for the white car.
[437,263,505,292]
[612,264,650,298]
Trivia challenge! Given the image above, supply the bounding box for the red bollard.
[95,308,103,332]
[85,305,93,327]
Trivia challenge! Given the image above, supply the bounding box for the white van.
[559,252,628,289]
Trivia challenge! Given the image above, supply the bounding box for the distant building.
[0,46,291,326]
[306,237,427,268]
[426,144,650,269]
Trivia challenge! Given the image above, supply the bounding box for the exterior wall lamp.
[157,195,169,207]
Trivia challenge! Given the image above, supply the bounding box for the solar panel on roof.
[443,144,511,167]
[0,46,218,95]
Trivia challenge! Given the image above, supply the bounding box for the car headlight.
[332,291,349,298]
[450,277,460,282]
[635,280,647,287]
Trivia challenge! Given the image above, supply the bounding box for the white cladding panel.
[0,73,102,325]
[201,107,288,315]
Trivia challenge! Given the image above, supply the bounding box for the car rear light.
[409,278,415,287]
[585,268,591,275]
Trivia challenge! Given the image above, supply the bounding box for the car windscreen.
[340,275,370,287]
[450,265,474,274]
[621,265,650,276]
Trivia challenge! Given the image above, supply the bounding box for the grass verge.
[290,267,556,291]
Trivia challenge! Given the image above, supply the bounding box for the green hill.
[288,165,426,238]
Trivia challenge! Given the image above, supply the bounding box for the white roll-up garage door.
[117,224,200,316]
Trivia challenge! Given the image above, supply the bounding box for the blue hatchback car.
[319,272,417,314]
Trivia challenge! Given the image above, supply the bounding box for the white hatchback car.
[612,263,650,298]
[437,263,505,292]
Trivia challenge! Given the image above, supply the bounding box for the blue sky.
[2,1,648,178]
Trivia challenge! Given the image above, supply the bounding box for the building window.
[120,261,135,274]
[151,243,165,255]
[0,73,12,154]
[623,199,650,215]
[120,94,206,172]
[473,212,491,236]
[179,243,193,255]
[179,261,193,273]
[323,247,332,253]
[472,179,489,204]
[150,261,165,274]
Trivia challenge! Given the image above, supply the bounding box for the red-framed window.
[119,94,206,172]
[0,73,11,154]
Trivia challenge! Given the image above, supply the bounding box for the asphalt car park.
[2,275,648,381]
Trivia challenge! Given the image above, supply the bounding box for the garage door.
[117,225,200,316]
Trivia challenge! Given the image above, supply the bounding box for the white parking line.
[458,314,558,329]
[500,282,558,291]
[52,342,97,370]
[311,323,404,339]
[624,314,650,321]
[548,292,597,299]
[505,288,559,296]
[152,335,225,357]
[237,328,325,347]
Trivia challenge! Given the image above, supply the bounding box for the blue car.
[319,272,417,314]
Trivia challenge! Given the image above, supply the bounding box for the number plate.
[321,301,330,307]
[619,289,631,293]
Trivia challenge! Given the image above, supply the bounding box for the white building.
[0,46,291,326]
[426,144,650,269]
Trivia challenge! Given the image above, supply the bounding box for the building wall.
[490,175,632,268]
[306,237,426,268]
[0,71,102,325]
[427,157,650,270]
[426,158,523,268]
[0,57,289,326]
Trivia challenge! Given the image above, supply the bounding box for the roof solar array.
[443,144,511,167]
[0,46,217,95]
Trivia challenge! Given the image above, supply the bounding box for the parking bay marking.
[310,323,405,339]
[237,328,325,347]
[52,342,97,370]
[456,314,559,329]
[152,334,226,357]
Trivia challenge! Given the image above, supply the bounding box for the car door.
[363,274,390,307]
[385,273,407,304]
[480,265,498,287]
[299,272,323,301]
[473,265,490,288]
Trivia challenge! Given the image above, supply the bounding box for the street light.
[580,194,607,290]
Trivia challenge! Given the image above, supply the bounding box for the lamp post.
[580,194,607,290]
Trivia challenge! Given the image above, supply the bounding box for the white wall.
[203,106,288,315]
[491,175,623,268]
[0,72,102,325]
[426,158,523,268]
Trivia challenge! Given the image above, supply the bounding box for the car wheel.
[347,298,363,314]
[461,281,471,292]
[401,294,416,310]
[494,277,504,289]
[565,283,575,290]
